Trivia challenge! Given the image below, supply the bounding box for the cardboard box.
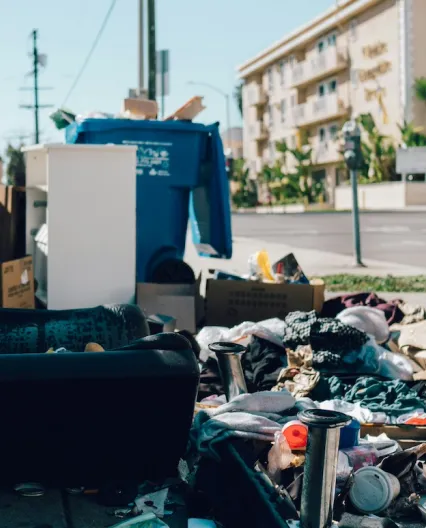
[137,276,202,333]
[147,314,177,334]
[123,98,158,118]
[0,256,35,309]
[205,279,325,327]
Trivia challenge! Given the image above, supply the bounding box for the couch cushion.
[0,324,38,355]
[0,304,148,353]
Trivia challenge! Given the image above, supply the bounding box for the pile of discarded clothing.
[189,294,426,526]
[196,292,426,426]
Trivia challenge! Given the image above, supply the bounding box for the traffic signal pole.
[147,0,156,101]
[138,0,145,96]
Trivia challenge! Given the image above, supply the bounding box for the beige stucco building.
[238,0,426,205]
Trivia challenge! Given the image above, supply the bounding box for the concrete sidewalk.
[185,235,426,279]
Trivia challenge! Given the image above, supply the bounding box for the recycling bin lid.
[66,118,217,136]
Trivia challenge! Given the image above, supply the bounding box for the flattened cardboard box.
[137,276,202,333]
[1,256,35,309]
[205,279,325,327]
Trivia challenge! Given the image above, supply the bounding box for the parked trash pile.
[3,247,426,526]
[190,281,426,525]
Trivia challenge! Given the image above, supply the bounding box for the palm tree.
[358,113,396,182]
[5,144,26,187]
[399,121,426,147]
[234,83,243,117]
[415,77,426,105]
[231,158,257,208]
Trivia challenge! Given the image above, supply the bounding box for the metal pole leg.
[208,342,248,402]
[298,409,351,528]
[350,169,364,267]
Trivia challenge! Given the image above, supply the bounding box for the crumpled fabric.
[242,336,287,392]
[322,292,404,326]
[283,311,368,357]
[317,399,378,424]
[272,366,321,399]
[198,335,287,399]
[196,319,286,362]
[191,391,295,459]
[337,306,389,344]
[318,376,425,417]
[398,301,426,326]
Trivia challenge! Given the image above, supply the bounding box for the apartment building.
[238,0,426,204]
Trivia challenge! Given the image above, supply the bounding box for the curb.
[233,207,426,214]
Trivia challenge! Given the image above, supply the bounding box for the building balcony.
[255,157,264,173]
[250,84,268,106]
[291,47,349,88]
[293,93,349,128]
[254,121,269,141]
[313,141,342,165]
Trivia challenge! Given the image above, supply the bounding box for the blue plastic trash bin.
[66,119,232,282]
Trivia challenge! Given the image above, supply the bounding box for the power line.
[62,0,118,106]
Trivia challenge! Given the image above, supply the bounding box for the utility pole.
[147,0,156,101]
[20,30,53,144]
[33,30,40,143]
[138,0,145,96]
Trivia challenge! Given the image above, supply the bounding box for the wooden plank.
[361,424,426,441]
[164,96,205,122]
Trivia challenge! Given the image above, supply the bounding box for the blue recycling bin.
[66,119,232,282]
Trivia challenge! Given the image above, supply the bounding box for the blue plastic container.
[66,119,232,281]
[339,418,361,449]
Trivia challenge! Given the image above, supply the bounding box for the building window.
[268,67,274,91]
[329,124,339,140]
[318,84,326,97]
[349,19,357,41]
[350,69,358,88]
[281,100,286,122]
[290,94,296,107]
[319,127,326,143]
[248,87,254,105]
[280,60,286,85]
[318,40,325,53]
[327,33,337,47]
[269,141,275,161]
[268,104,274,127]
[328,79,337,93]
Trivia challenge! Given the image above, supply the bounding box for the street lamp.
[187,81,231,136]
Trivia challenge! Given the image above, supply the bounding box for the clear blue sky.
[0,0,335,156]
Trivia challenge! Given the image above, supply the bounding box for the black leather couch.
[0,304,149,354]
[0,332,199,487]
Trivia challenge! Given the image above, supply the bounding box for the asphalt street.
[232,212,426,269]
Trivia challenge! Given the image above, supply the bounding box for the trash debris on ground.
[191,274,426,526]
[5,243,426,527]
[110,512,169,527]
